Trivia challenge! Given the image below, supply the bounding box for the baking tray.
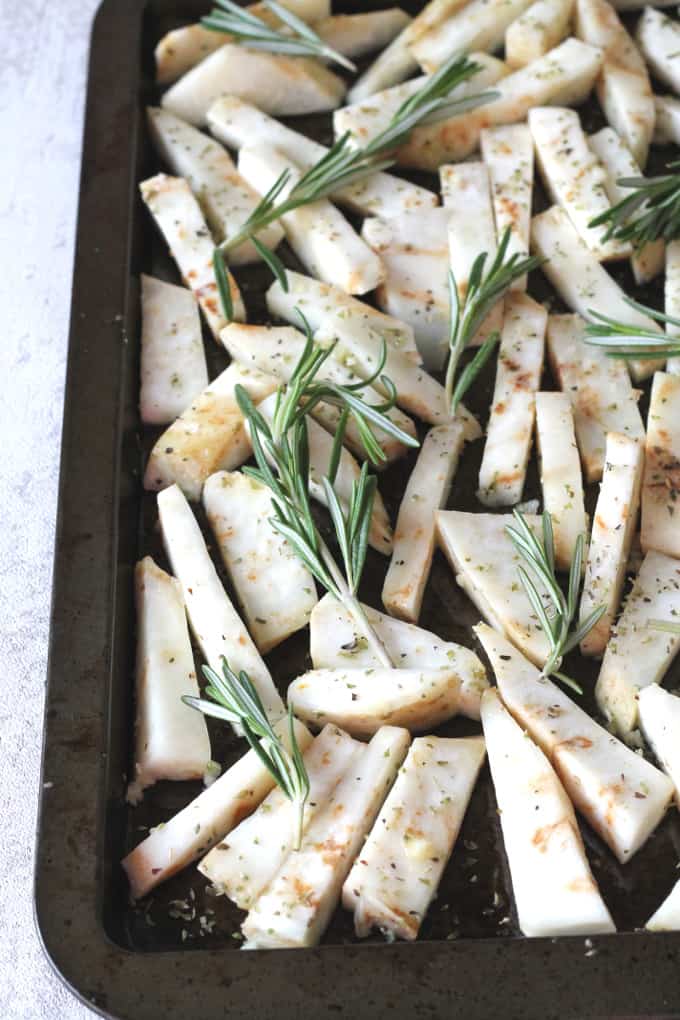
[35,0,680,1016]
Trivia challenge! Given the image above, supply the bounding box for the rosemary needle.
[588,161,680,249]
[584,297,680,361]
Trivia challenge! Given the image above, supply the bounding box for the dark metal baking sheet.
[35,0,680,1016]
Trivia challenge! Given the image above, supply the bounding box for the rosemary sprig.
[506,511,606,694]
[184,657,310,850]
[202,0,357,71]
[444,227,545,412]
[584,297,680,360]
[588,161,680,249]
[218,54,496,261]
[235,312,418,666]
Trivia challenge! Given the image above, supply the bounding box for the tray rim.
[34,1,680,1017]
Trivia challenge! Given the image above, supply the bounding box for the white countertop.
[1,0,102,1015]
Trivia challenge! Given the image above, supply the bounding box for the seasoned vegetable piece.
[144,363,278,501]
[532,206,661,382]
[440,161,503,346]
[588,127,665,284]
[122,716,312,899]
[242,726,411,947]
[343,736,486,940]
[529,107,630,260]
[476,623,674,863]
[480,123,534,291]
[579,431,644,656]
[207,96,437,219]
[203,471,317,654]
[477,292,546,507]
[198,724,362,907]
[161,44,345,126]
[639,685,680,805]
[147,107,284,264]
[139,174,245,335]
[126,557,211,804]
[574,0,654,167]
[596,551,680,737]
[157,484,284,719]
[481,688,615,936]
[636,7,680,95]
[310,593,489,720]
[436,511,552,666]
[314,10,412,61]
[383,423,465,623]
[666,241,680,376]
[288,666,463,738]
[642,373,680,558]
[646,878,680,932]
[545,313,644,482]
[237,145,384,296]
[535,392,588,571]
[654,95,680,146]
[139,275,208,425]
[411,0,537,71]
[220,322,416,464]
[505,0,574,69]
[395,39,604,171]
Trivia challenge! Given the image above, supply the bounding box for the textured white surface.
[0,0,101,1016]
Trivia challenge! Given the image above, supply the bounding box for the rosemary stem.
[444,341,463,409]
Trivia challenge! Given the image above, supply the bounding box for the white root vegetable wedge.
[481,688,615,936]
[157,484,284,719]
[477,293,547,507]
[313,317,451,425]
[203,472,317,654]
[342,735,486,940]
[646,878,680,932]
[411,0,537,71]
[504,0,575,69]
[122,716,313,900]
[440,162,503,346]
[267,272,420,364]
[383,424,465,624]
[666,241,680,376]
[361,209,451,372]
[220,322,417,464]
[479,124,534,291]
[310,593,489,721]
[639,686,680,806]
[579,431,644,656]
[143,363,278,501]
[395,39,604,171]
[207,97,436,219]
[289,666,463,738]
[587,127,665,284]
[642,372,680,558]
[532,205,662,382]
[535,392,588,571]
[238,145,383,296]
[139,274,208,426]
[146,107,284,266]
[154,0,332,83]
[529,107,630,260]
[574,0,654,167]
[654,94,680,145]
[436,511,552,667]
[335,55,509,146]
[198,724,362,908]
[596,551,680,736]
[315,10,412,60]
[346,0,468,101]
[242,726,410,948]
[139,174,245,336]
[126,558,211,805]
[546,314,645,482]
[255,393,393,557]
[637,7,680,95]
[475,622,674,862]
[161,45,345,126]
